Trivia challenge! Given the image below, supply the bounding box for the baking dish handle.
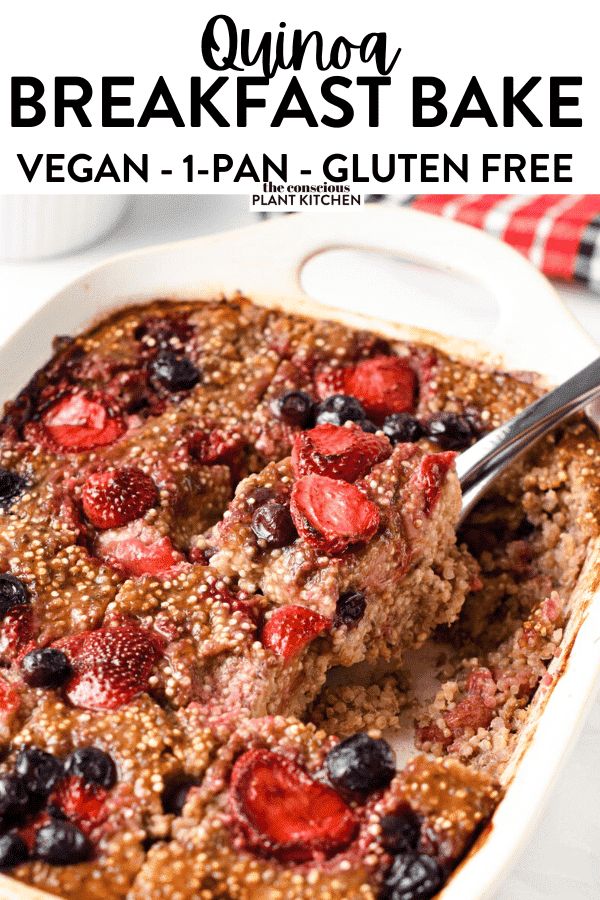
[206,206,596,377]
[1,206,595,400]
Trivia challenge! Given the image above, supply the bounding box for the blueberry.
[0,833,28,869]
[251,501,297,548]
[34,820,91,865]
[15,748,62,798]
[0,469,26,510]
[161,775,199,815]
[425,412,476,451]
[358,418,378,434]
[383,414,424,445]
[271,391,314,428]
[63,747,117,789]
[326,732,396,795]
[150,350,201,392]
[0,774,30,820]
[333,590,366,629]
[380,808,421,853]
[381,851,444,900]
[315,394,367,427]
[21,648,72,688]
[0,574,29,619]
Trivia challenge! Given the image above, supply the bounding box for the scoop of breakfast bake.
[100,566,350,722]
[130,715,499,899]
[208,424,477,672]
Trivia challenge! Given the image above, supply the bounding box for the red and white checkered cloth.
[370,195,600,292]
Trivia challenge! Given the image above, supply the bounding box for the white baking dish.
[0,206,598,900]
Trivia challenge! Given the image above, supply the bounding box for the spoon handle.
[456,355,600,521]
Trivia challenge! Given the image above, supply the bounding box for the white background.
[0,195,600,897]
[1,0,600,193]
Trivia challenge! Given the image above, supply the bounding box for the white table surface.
[1,195,599,899]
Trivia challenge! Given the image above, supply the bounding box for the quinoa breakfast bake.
[0,295,597,899]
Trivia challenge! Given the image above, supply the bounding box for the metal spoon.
[456,355,600,523]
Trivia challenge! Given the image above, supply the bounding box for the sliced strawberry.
[82,467,158,530]
[56,622,161,711]
[345,356,416,422]
[314,366,346,400]
[49,776,109,836]
[96,521,185,577]
[42,392,125,451]
[413,451,456,515]
[229,749,357,862]
[292,424,390,483]
[261,606,330,661]
[290,474,380,555]
[0,605,34,663]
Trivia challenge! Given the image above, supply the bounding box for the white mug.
[0,195,130,261]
